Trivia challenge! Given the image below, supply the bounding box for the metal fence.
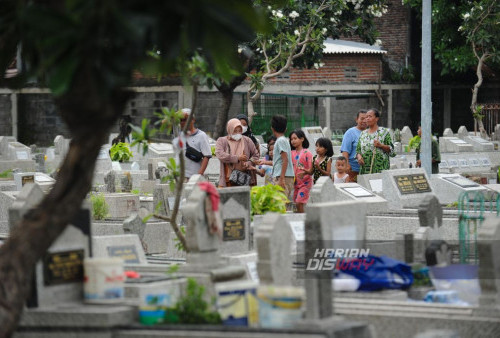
[457,190,500,264]
[241,93,319,141]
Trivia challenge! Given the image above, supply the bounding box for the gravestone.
[95,145,112,172]
[183,174,207,200]
[8,197,92,307]
[400,126,413,145]
[140,163,156,194]
[103,193,139,219]
[414,195,444,262]
[119,172,133,193]
[464,135,494,151]
[302,126,325,156]
[476,215,500,310]
[123,211,146,242]
[494,124,500,141]
[439,137,474,153]
[457,126,468,139]
[149,143,174,157]
[443,128,454,137]
[430,174,489,204]
[92,234,147,264]
[332,182,388,213]
[9,183,45,228]
[218,186,251,254]
[34,153,45,173]
[394,142,402,154]
[54,135,70,157]
[104,170,116,193]
[302,200,367,320]
[322,127,332,141]
[395,233,414,263]
[357,173,384,194]
[153,183,171,218]
[13,172,35,191]
[382,168,434,210]
[0,136,16,156]
[155,166,168,181]
[309,176,336,203]
[254,213,293,285]
[7,141,31,160]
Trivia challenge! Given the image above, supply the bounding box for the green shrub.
[251,184,289,216]
[408,135,421,151]
[90,193,109,220]
[110,142,133,162]
[172,278,221,324]
[0,169,13,178]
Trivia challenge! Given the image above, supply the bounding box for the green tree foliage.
[0,1,273,334]
[245,0,388,120]
[404,0,500,134]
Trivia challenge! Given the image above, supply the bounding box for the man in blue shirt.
[340,109,366,182]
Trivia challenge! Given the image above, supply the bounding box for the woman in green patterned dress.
[355,109,394,174]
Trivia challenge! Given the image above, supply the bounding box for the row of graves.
[0,129,500,336]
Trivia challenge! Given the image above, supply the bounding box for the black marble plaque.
[107,245,140,263]
[223,218,245,241]
[395,174,431,195]
[43,250,84,286]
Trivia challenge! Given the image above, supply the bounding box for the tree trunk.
[214,73,247,138]
[247,92,257,126]
[214,88,234,139]
[471,54,488,136]
[0,75,130,335]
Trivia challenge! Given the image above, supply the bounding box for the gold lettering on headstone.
[395,174,431,195]
[43,250,84,286]
[21,175,35,186]
[223,218,245,241]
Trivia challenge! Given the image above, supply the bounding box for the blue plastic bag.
[334,255,413,291]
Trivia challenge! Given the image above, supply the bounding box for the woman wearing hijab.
[215,118,259,187]
[235,114,260,154]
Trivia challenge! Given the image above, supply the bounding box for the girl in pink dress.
[289,130,313,213]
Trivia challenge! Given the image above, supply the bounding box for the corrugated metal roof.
[323,38,386,55]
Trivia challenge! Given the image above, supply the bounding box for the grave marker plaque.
[458,159,469,167]
[342,186,374,198]
[443,176,480,188]
[107,245,140,263]
[43,249,84,286]
[395,174,431,195]
[439,160,448,169]
[223,218,245,241]
[481,158,491,166]
[448,159,459,168]
[22,175,35,186]
[470,159,481,167]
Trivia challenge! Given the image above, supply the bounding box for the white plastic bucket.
[84,258,124,303]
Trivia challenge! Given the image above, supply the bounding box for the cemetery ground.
[1,125,500,337]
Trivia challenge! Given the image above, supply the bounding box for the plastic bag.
[335,255,413,291]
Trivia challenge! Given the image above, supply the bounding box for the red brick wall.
[342,0,410,69]
[271,54,382,84]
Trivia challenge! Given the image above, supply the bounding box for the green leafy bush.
[110,142,133,162]
[172,278,221,324]
[251,184,289,216]
[408,135,421,151]
[90,193,109,220]
[0,169,13,179]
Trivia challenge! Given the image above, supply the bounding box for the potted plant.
[110,142,134,170]
[250,184,288,227]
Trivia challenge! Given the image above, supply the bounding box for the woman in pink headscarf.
[215,118,259,187]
